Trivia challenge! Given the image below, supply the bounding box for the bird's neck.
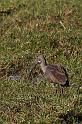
[40,62,47,73]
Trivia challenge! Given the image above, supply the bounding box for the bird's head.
[37,55,45,64]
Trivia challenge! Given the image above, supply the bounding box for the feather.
[45,65,67,85]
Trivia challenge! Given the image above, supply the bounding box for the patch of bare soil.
[0,57,42,83]
[0,58,26,79]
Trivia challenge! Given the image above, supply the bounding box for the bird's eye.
[38,59,41,63]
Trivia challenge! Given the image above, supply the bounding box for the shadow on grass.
[59,109,82,124]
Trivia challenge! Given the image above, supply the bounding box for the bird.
[36,55,69,87]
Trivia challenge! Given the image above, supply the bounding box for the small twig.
[60,21,66,30]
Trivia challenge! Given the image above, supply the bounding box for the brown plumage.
[36,55,69,87]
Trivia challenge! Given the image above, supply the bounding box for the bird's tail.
[61,79,69,87]
[61,67,69,87]
[65,79,69,87]
[63,80,69,87]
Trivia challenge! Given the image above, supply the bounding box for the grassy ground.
[0,0,82,124]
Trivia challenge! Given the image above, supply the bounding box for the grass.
[0,0,82,124]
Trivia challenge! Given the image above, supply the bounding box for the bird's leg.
[53,83,58,94]
[61,87,64,95]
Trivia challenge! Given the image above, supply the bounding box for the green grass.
[0,0,82,124]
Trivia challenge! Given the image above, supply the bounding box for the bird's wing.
[45,65,68,85]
